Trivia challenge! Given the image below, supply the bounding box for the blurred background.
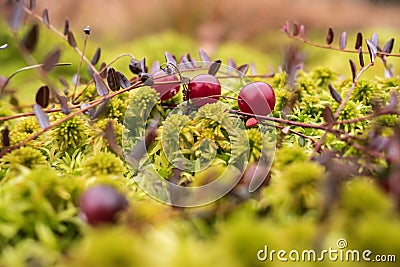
[2,0,400,92]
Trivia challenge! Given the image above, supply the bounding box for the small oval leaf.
[93,72,109,96]
[35,85,50,108]
[355,32,363,49]
[164,52,177,66]
[326,27,334,45]
[383,38,395,55]
[323,106,335,124]
[339,31,347,50]
[227,58,237,74]
[8,0,25,32]
[107,68,120,91]
[366,39,377,63]
[371,33,379,46]
[22,24,39,53]
[328,83,342,104]
[0,44,8,50]
[349,59,357,82]
[91,47,101,65]
[2,126,10,148]
[67,31,77,48]
[208,60,221,76]
[199,48,211,64]
[150,61,160,75]
[117,71,131,89]
[293,21,300,36]
[300,25,306,40]
[358,47,365,67]
[237,64,249,77]
[91,99,109,120]
[99,62,107,79]
[29,0,36,10]
[42,48,61,72]
[33,104,50,129]
[103,120,122,156]
[63,18,69,36]
[43,9,50,28]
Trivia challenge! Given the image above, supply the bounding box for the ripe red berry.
[151,70,180,101]
[238,82,276,116]
[188,74,221,106]
[80,185,128,226]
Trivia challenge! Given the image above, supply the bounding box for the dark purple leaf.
[355,32,362,49]
[93,72,109,96]
[29,0,36,10]
[328,83,342,104]
[186,53,199,68]
[326,27,334,45]
[129,58,142,75]
[199,48,211,64]
[80,103,93,116]
[99,62,107,79]
[323,106,335,124]
[35,85,50,108]
[33,104,50,129]
[366,39,377,64]
[140,58,148,73]
[2,127,10,148]
[371,33,379,46]
[349,59,357,82]
[8,0,25,32]
[282,21,290,34]
[208,60,221,76]
[67,31,77,48]
[140,73,154,86]
[237,64,249,77]
[107,68,120,91]
[87,65,94,79]
[91,99,109,120]
[41,48,61,72]
[150,61,160,74]
[179,54,193,69]
[83,25,91,35]
[358,47,365,67]
[22,24,39,53]
[52,89,71,114]
[117,71,131,89]
[91,47,101,65]
[383,38,395,55]
[43,9,50,28]
[339,32,347,50]
[300,25,306,40]
[164,52,177,66]
[63,18,69,36]
[227,58,236,74]
[293,21,299,36]
[103,120,122,156]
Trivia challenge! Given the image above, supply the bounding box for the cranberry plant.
[0,0,399,266]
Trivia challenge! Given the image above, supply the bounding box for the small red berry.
[151,70,180,101]
[188,74,221,106]
[238,82,276,116]
[80,185,128,226]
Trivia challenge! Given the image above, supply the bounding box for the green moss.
[0,146,47,174]
[83,152,125,177]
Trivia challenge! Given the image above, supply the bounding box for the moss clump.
[83,152,125,177]
[0,146,47,174]
[50,114,89,151]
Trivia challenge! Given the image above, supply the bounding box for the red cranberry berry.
[188,74,221,106]
[238,82,276,116]
[151,70,180,101]
[80,185,128,226]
